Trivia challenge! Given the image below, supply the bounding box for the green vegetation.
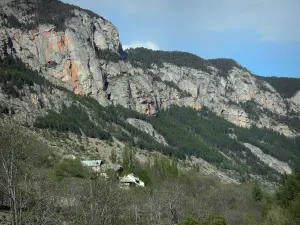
[122,144,136,174]
[95,48,121,63]
[149,106,280,179]
[258,76,300,98]
[54,159,89,179]
[0,123,265,225]
[120,144,179,184]
[124,47,209,71]
[178,214,229,225]
[234,125,300,171]
[124,48,246,78]
[5,0,102,31]
[207,58,247,77]
[0,104,9,115]
[252,184,263,202]
[1,118,300,225]
[34,103,112,140]
[259,172,300,225]
[0,57,50,98]
[240,100,260,121]
[179,215,203,225]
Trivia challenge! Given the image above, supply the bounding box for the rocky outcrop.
[0,1,120,106]
[1,0,300,137]
[126,118,168,145]
[107,61,295,136]
[0,82,71,125]
[243,143,292,174]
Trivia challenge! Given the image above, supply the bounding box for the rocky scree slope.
[1,0,300,137]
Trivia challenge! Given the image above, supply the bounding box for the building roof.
[81,160,103,167]
[120,173,145,187]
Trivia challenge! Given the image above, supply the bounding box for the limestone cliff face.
[106,60,297,136]
[1,0,299,137]
[1,0,120,106]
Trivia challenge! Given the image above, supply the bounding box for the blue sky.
[63,0,300,78]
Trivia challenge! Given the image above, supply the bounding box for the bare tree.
[0,122,54,225]
[0,123,29,225]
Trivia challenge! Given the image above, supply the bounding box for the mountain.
[2,1,300,224]
[0,0,300,183]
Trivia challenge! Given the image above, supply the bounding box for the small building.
[120,173,145,189]
[81,160,104,172]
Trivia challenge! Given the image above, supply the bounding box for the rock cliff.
[1,0,300,137]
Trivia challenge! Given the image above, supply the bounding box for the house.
[119,173,145,189]
[80,160,104,172]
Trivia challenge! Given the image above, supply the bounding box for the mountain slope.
[1,0,300,137]
[0,0,300,183]
[1,57,299,184]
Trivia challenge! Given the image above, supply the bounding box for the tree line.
[124,47,246,78]
[258,76,300,99]
[4,0,103,31]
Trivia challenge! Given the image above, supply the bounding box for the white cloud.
[122,41,160,50]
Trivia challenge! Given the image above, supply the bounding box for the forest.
[124,47,246,78]
[4,0,102,31]
[0,57,50,98]
[258,76,300,98]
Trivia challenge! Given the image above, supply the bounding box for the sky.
[62,0,300,78]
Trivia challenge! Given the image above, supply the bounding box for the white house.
[119,173,145,189]
[80,160,103,172]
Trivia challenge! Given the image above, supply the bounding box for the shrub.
[54,159,87,178]
[252,184,263,202]
[179,215,202,225]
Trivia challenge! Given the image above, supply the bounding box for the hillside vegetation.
[259,76,300,98]
[1,121,300,225]
[124,47,246,77]
[4,0,102,31]
[123,48,300,98]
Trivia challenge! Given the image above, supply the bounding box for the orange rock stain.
[58,38,64,53]
[192,103,201,111]
[71,62,83,95]
[64,33,71,49]
[49,41,57,52]
[43,31,51,38]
